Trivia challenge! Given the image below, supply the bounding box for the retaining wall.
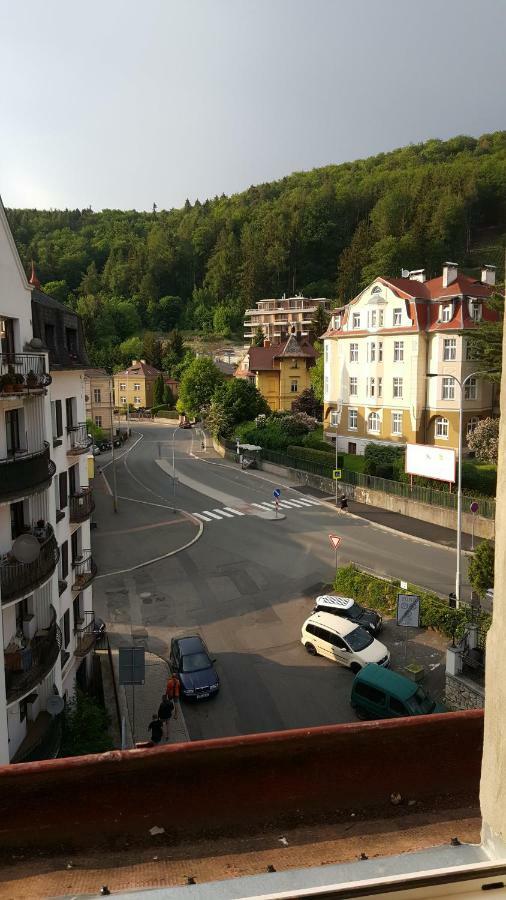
[446,673,485,711]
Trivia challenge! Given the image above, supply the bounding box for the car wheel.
[305,643,317,656]
[350,662,361,674]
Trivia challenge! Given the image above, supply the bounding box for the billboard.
[405,443,456,483]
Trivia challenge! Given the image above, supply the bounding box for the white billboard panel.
[405,443,456,483]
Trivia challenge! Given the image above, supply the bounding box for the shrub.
[279,412,318,436]
[467,417,499,463]
[302,430,335,453]
[468,540,494,598]
[364,443,404,479]
[291,387,323,419]
[287,445,335,469]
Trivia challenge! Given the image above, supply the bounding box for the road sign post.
[332,469,342,480]
[273,488,281,519]
[119,647,145,745]
[396,593,420,665]
[470,501,479,551]
[328,533,341,577]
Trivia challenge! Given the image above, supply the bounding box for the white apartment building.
[323,264,498,455]
[0,200,96,764]
[244,294,330,342]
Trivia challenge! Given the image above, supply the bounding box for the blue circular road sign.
[273,488,281,498]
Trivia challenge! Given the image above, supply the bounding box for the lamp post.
[426,370,484,606]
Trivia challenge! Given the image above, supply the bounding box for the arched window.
[467,416,479,437]
[367,412,381,434]
[435,417,449,439]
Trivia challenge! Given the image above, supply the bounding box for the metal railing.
[1,525,60,603]
[74,611,98,657]
[69,487,95,523]
[0,442,56,503]
[67,424,93,455]
[72,552,97,591]
[4,607,62,703]
[0,352,51,392]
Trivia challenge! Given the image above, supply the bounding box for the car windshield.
[349,602,364,616]
[181,652,211,673]
[345,626,373,651]
[405,687,435,715]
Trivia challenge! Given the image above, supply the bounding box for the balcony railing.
[67,424,93,455]
[0,353,51,395]
[4,608,62,704]
[0,442,56,504]
[72,552,97,591]
[1,525,60,603]
[69,487,95,523]
[74,611,99,658]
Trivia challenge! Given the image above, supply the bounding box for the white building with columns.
[0,199,96,764]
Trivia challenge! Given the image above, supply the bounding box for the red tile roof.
[248,338,316,371]
[115,361,161,378]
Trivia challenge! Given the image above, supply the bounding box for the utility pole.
[109,379,118,513]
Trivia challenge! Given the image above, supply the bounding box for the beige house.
[84,368,114,436]
[323,263,499,455]
[244,295,330,342]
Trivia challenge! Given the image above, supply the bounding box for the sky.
[1,0,505,211]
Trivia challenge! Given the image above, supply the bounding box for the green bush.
[302,431,335,453]
[333,564,491,641]
[154,406,178,417]
[462,463,497,497]
[287,445,335,468]
[364,443,404,479]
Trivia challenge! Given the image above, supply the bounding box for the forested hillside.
[7,131,506,368]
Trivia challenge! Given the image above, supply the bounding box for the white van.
[301,611,390,673]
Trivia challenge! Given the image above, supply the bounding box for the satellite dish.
[11,534,41,564]
[47,695,64,717]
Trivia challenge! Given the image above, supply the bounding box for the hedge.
[301,432,335,453]
[287,445,336,466]
[154,406,178,417]
[333,564,491,641]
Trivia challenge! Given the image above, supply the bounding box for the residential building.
[243,294,330,342]
[213,358,235,379]
[0,198,97,765]
[84,368,114,436]
[323,264,499,454]
[113,360,178,410]
[243,333,316,411]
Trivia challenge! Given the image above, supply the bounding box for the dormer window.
[352,312,360,329]
[331,314,341,329]
[441,304,452,323]
[470,301,482,322]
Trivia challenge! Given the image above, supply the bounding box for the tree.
[42,279,70,304]
[117,336,143,368]
[468,540,494,598]
[178,357,224,417]
[163,384,174,407]
[153,373,165,406]
[467,417,500,462]
[291,387,323,419]
[309,342,324,403]
[86,418,105,444]
[222,378,269,425]
[142,331,163,369]
[60,690,114,758]
[310,304,330,339]
[464,294,504,383]
[213,304,234,337]
[206,396,234,438]
[252,325,265,347]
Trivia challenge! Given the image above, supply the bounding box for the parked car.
[350,663,446,720]
[169,635,219,700]
[179,420,192,429]
[314,595,382,636]
[90,444,101,456]
[98,440,112,452]
[301,611,389,673]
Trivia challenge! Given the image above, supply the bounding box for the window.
[393,377,403,399]
[464,377,477,400]
[378,310,384,327]
[71,531,79,565]
[119,382,127,391]
[65,328,78,355]
[393,308,402,326]
[290,380,298,393]
[120,396,127,405]
[392,411,403,435]
[65,397,75,430]
[348,409,358,430]
[368,412,380,433]
[443,338,457,361]
[441,304,452,323]
[368,310,377,328]
[10,502,26,539]
[63,610,70,649]
[95,416,102,427]
[367,377,375,398]
[371,285,382,294]
[436,417,449,438]
[68,464,77,496]
[58,471,68,510]
[134,397,142,405]
[348,441,357,454]
[73,595,82,630]
[393,341,404,362]
[349,377,357,396]
[352,313,360,329]
[355,682,385,704]
[442,377,455,400]
[377,377,382,398]
[470,302,481,322]
[467,416,479,437]
[349,343,358,363]
[133,383,141,391]
[325,343,329,362]
[51,399,63,438]
[5,409,21,454]
[367,342,376,363]
[93,388,101,403]
[330,411,340,426]
[378,342,383,361]
[60,541,68,580]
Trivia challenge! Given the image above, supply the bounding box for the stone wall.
[446,672,485,711]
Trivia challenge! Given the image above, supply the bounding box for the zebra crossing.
[192,496,321,524]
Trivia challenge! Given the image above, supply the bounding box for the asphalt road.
[92,423,456,740]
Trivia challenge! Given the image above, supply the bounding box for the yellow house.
[245,334,316,411]
[84,367,114,436]
[113,359,160,410]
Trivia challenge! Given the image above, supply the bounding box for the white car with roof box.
[301,611,390,673]
[313,595,382,636]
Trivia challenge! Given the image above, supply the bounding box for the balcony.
[0,353,51,395]
[0,525,60,603]
[72,552,97,591]
[0,442,56,504]
[11,710,62,764]
[67,424,93,455]
[69,487,95,523]
[74,611,100,657]
[4,608,62,704]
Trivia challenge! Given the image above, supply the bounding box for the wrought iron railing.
[69,487,95,523]
[0,525,60,603]
[72,552,97,591]
[67,424,93,455]
[0,352,51,393]
[4,607,62,703]
[0,442,55,503]
[74,611,98,657]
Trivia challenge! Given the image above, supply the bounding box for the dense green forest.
[7,130,506,369]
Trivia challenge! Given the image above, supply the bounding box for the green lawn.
[342,454,366,473]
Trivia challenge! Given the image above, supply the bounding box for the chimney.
[408,268,426,283]
[263,338,271,348]
[481,265,496,286]
[442,262,458,288]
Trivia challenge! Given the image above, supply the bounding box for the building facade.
[323,264,498,455]
[113,360,178,410]
[244,295,330,342]
[84,368,114,436]
[244,334,316,411]
[0,200,96,764]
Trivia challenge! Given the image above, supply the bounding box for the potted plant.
[0,371,15,394]
[26,370,38,390]
[13,373,24,392]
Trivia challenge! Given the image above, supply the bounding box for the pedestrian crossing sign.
[333,469,342,480]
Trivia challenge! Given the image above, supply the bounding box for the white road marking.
[193,512,213,522]
[202,510,223,520]
[214,508,234,518]
[223,507,245,516]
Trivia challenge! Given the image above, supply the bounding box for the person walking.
[147,713,163,745]
[165,672,180,719]
[158,694,174,740]
[339,494,348,513]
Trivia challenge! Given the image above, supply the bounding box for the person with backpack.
[147,713,163,745]
[340,494,348,512]
[158,694,174,739]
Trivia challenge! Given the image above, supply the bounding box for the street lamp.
[426,370,484,606]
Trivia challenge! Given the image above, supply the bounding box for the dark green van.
[350,663,446,720]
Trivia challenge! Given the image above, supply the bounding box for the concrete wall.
[445,673,485,711]
[0,711,483,851]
